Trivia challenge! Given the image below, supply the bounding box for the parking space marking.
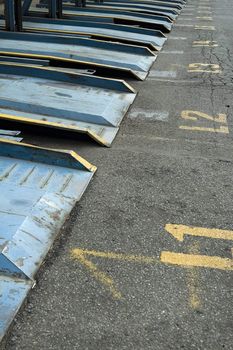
[188,63,221,73]
[128,109,169,121]
[149,70,177,78]
[71,223,233,300]
[196,16,213,20]
[176,24,194,27]
[161,50,184,54]
[165,224,233,242]
[195,25,215,30]
[161,252,233,271]
[170,37,187,40]
[192,40,218,47]
[187,242,201,310]
[179,110,229,133]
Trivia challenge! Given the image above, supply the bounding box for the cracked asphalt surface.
[2,0,233,349]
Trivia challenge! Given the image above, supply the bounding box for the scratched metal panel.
[0,63,136,146]
[0,31,157,80]
[0,139,96,341]
[16,18,167,51]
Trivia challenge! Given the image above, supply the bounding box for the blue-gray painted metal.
[0,54,50,66]
[0,139,96,342]
[4,0,15,31]
[90,0,183,11]
[0,31,157,80]
[63,0,179,20]
[0,63,136,146]
[14,18,167,51]
[33,4,173,32]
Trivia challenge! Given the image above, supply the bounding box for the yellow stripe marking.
[187,243,201,310]
[72,249,122,300]
[71,248,160,299]
[192,40,218,47]
[188,63,221,73]
[72,248,159,264]
[179,125,229,133]
[161,252,233,271]
[166,224,233,242]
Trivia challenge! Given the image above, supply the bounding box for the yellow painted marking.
[195,25,215,30]
[181,111,227,123]
[179,111,229,133]
[71,249,122,300]
[161,252,233,271]
[72,248,159,264]
[192,40,218,47]
[187,243,201,310]
[196,16,213,20]
[71,248,160,299]
[188,63,221,73]
[179,125,229,133]
[166,224,233,242]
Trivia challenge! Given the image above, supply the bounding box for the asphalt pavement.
[2,0,233,349]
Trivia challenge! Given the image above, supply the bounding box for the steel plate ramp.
[0,63,136,146]
[18,17,167,51]
[0,138,96,342]
[0,31,157,80]
[60,1,179,20]
[34,4,173,32]
[85,0,184,11]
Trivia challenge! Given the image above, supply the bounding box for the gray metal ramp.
[0,63,136,146]
[63,2,179,20]
[17,18,167,51]
[55,7,173,32]
[0,31,157,80]
[0,138,96,342]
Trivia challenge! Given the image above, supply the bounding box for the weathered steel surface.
[0,139,96,342]
[34,5,173,32]
[17,17,167,51]
[0,63,136,146]
[0,31,157,80]
[63,1,179,20]
[90,0,183,11]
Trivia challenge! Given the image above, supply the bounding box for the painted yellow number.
[161,224,233,271]
[192,40,218,47]
[179,110,229,133]
[188,63,221,73]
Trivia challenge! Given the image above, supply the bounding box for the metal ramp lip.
[90,0,183,11]
[0,32,157,80]
[0,62,136,93]
[0,63,136,145]
[0,139,96,342]
[17,18,167,51]
[62,2,179,20]
[0,111,119,147]
[32,6,173,32]
[61,8,173,33]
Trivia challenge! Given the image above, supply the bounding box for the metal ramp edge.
[0,31,157,81]
[0,138,96,341]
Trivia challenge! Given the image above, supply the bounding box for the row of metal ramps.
[0,0,186,343]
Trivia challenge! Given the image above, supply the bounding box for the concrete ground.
[2,0,233,349]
